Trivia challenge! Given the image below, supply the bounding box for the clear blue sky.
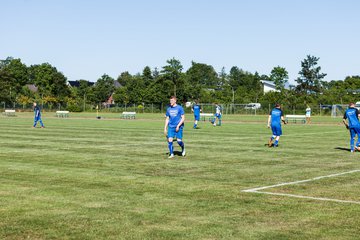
[1,0,359,83]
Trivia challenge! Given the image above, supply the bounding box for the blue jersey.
[34,106,41,118]
[269,108,283,126]
[166,105,184,128]
[344,107,360,128]
[192,104,201,116]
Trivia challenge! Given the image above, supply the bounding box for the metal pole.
[83,94,86,112]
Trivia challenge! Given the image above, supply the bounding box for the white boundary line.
[242,169,360,205]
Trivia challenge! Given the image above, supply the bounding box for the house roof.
[114,80,122,88]
[26,84,38,92]
[68,80,95,87]
[260,80,291,90]
[260,80,276,88]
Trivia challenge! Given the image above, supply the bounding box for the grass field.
[1,113,360,239]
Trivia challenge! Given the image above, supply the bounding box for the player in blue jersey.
[191,100,202,129]
[164,96,186,158]
[33,102,45,128]
[342,102,360,152]
[211,103,222,126]
[267,103,286,147]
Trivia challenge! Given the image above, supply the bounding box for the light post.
[83,93,86,112]
[225,84,235,114]
[231,86,235,104]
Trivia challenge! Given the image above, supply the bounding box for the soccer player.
[267,103,286,147]
[164,96,185,158]
[191,100,201,129]
[33,102,45,128]
[342,102,360,152]
[211,103,222,126]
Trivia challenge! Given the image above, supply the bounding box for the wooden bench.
[2,109,16,117]
[285,114,306,124]
[121,111,136,119]
[200,113,214,122]
[56,110,69,118]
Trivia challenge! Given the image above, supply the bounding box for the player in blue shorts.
[342,102,360,152]
[191,100,201,129]
[164,96,186,158]
[33,102,45,128]
[211,103,222,126]
[267,103,286,147]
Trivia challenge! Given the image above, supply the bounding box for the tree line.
[0,55,359,113]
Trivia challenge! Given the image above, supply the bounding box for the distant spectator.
[306,105,311,124]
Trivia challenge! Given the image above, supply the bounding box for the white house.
[260,80,278,93]
[260,80,291,93]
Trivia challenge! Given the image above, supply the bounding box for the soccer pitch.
[1,113,360,239]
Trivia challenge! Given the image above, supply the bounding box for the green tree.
[0,57,29,103]
[270,66,289,91]
[127,75,146,104]
[161,58,183,97]
[93,74,115,103]
[142,66,153,82]
[185,62,219,100]
[186,61,218,87]
[296,55,327,94]
[28,63,70,100]
[113,87,129,105]
[0,69,13,103]
[117,71,132,87]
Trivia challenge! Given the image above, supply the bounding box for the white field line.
[249,191,360,205]
[242,169,360,204]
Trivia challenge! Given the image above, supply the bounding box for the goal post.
[331,104,347,118]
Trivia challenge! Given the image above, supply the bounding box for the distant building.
[67,80,95,88]
[26,84,38,93]
[260,80,291,93]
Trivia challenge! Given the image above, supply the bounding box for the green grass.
[1,113,359,239]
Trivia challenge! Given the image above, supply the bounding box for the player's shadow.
[334,147,351,152]
[173,150,183,156]
[264,144,279,147]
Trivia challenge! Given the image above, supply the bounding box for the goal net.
[331,104,347,118]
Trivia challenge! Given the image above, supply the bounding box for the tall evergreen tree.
[296,55,327,94]
[161,58,183,97]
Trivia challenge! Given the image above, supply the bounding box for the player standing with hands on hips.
[164,96,186,158]
[33,102,45,128]
[342,102,360,152]
[267,103,286,147]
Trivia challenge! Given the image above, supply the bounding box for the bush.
[67,104,82,112]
